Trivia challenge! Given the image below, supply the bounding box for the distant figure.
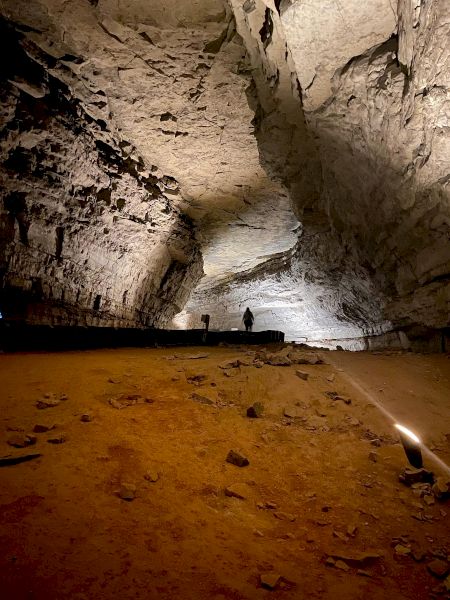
[242,307,254,332]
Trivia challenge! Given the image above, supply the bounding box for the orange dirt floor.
[0,345,450,600]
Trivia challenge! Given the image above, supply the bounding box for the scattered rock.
[295,370,309,381]
[260,572,281,590]
[190,392,215,406]
[394,544,411,556]
[335,560,350,572]
[187,374,207,384]
[33,424,54,433]
[109,394,153,409]
[273,511,296,522]
[0,453,41,467]
[368,451,378,463]
[47,435,66,444]
[427,559,449,579]
[144,470,159,483]
[36,397,60,409]
[226,450,249,467]
[246,402,264,418]
[80,414,92,422]
[7,434,35,448]
[225,483,250,500]
[327,552,382,568]
[283,406,303,419]
[432,477,450,499]
[118,483,137,501]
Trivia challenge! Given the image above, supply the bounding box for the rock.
[347,525,358,537]
[108,378,121,384]
[326,374,336,382]
[226,450,249,467]
[219,359,240,369]
[225,483,250,499]
[36,397,60,409]
[80,414,92,422]
[394,544,411,556]
[327,552,382,568]
[7,434,35,448]
[427,559,449,579]
[368,451,378,463]
[273,511,296,522]
[357,570,372,577]
[260,572,281,590]
[444,576,450,593]
[0,453,41,467]
[109,394,153,409]
[175,353,209,360]
[47,435,66,444]
[335,560,350,572]
[370,439,381,447]
[266,354,292,367]
[246,402,264,418]
[432,477,450,499]
[33,424,54,433]
[190,392,215,406]
[325,391,351,405]
[118,483,137,501]
[59,394,68,401]
[295,370,309,380]
[187,374,207,384]
[399,467,434,486]
[283,406,303,419]
[144,470,159,483]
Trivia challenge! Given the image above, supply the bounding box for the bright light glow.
[394,424,421,444]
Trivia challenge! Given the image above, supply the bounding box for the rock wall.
[0,20,202,327]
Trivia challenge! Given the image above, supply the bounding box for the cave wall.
[0,21,202,327]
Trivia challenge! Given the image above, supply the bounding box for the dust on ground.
[1,345,450,600]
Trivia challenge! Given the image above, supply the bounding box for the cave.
[0,1,449,599]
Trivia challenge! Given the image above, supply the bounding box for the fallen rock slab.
[226,450,249,467]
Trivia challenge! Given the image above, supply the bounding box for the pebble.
[80,414,92,422]
[226,450,249,467]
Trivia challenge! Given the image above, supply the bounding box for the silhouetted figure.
[242,307,254,332]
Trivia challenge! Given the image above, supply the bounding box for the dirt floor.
[1,345,450,600]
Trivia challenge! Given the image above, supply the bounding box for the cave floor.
[0,346,450,600]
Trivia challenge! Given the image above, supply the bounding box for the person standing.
[242,307,254,332]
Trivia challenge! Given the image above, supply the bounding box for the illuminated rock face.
[0,0,449,342]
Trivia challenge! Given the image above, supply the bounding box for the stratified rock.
[246,402,264,418]
[226,450,249,467]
